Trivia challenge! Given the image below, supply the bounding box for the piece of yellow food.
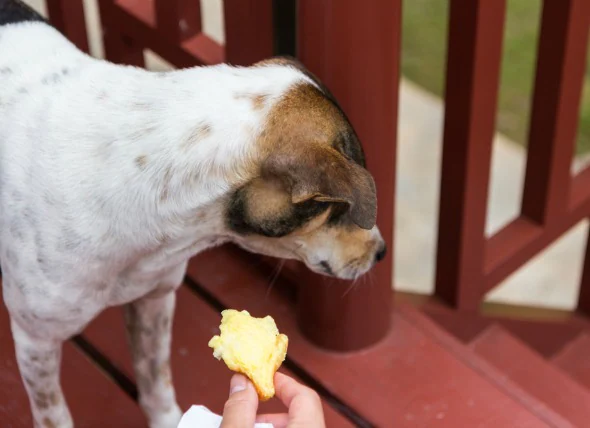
[208,309,288,401]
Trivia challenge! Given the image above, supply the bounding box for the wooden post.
[97,0,145,67]
[521,0,589,226]
[295,0,399,351]
[155,0,201,43]
[46,0,89,53]
[435,0,506,310]
[224,0,273,65]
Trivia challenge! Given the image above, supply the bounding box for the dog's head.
[225,57,386,280]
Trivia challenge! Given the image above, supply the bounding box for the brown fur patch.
[252,83,376,228]
[244,178,292,224]
[181,123,212,151]
[35,392,49,409]
[135,155,148,170]
[235,93,270,111]
[160,167,173,201]
[42,417,56,428]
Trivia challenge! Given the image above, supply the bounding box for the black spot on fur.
[227,186,330,237]
[0,66,12,75]
[0,0,47,26]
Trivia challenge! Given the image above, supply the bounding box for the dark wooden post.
[224,0,273,65]
[435,0,506,311]
[97,0,145,67]
[295,0,400,351]
[46,0,89,53]
[521,0,589,227]
[155,0,201,43]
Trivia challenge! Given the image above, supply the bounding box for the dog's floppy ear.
[262,145,377,229]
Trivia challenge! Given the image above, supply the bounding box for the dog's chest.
[106,233,227,306]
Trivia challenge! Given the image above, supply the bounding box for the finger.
[273,372,325,427]
[220,374,259,428]
[255,413,289,428]
[273,372,318,408]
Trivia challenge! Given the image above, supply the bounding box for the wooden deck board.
[553,333,590,389]
[471,325,590,427]
[81,285,354,427]
[0,279,145,427]
[187,246,548,427]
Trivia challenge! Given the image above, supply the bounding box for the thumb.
[220,374,259,428]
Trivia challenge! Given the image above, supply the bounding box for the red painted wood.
[521,0,590,225]
[570,164,590,212]
[81,286,352,426]
[425,311,492,344]
[46,0,89,53]
[435,0,506,310]
[187,247,551,427]
[155,0,201,42]
[578,225,590,315]
[446,0,590,303]
[98,0,145,66]
[223,0,273,65]
[110,0,223,67]
[294,0,399,351]
[553,333,590,389]
[426,308,584,358]
[401,306,571,427]
[484,212,587,294]
[0,281,145,427]
[471,325,590,427]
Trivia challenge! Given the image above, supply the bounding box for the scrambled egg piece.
[208,309,288,401]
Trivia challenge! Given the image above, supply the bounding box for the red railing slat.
[435,0,507,310]
[521,0,590,226]
[98,0,145,66]
[46,0,89,53]
[155,0,201,43]
[223,0,273,65]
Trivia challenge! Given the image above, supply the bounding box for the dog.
[0,1,386,426]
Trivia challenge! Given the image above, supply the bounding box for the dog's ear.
[262,145,377,229]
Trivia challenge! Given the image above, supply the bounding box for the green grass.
[402,0,590,154]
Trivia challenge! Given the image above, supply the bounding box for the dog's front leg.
[125,290,182,428]
[11,320,73,428]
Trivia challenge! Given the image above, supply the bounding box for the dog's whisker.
[342,275,359,297]
[266,260,285,299]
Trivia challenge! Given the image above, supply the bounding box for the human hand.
[220,372,326,428]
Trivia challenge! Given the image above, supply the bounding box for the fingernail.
[229,374,247,395]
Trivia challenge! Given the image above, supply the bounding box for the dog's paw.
[147,404,182,428]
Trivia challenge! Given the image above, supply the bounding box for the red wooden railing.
[436,0,590,312]
[44,0,590,352]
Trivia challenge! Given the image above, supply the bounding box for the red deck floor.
[0,246,554,427]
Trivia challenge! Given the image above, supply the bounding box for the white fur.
[0,22,311,428]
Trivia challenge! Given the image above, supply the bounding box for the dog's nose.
[375,243,387,263]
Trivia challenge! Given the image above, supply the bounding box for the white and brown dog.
[0,1,386,427]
